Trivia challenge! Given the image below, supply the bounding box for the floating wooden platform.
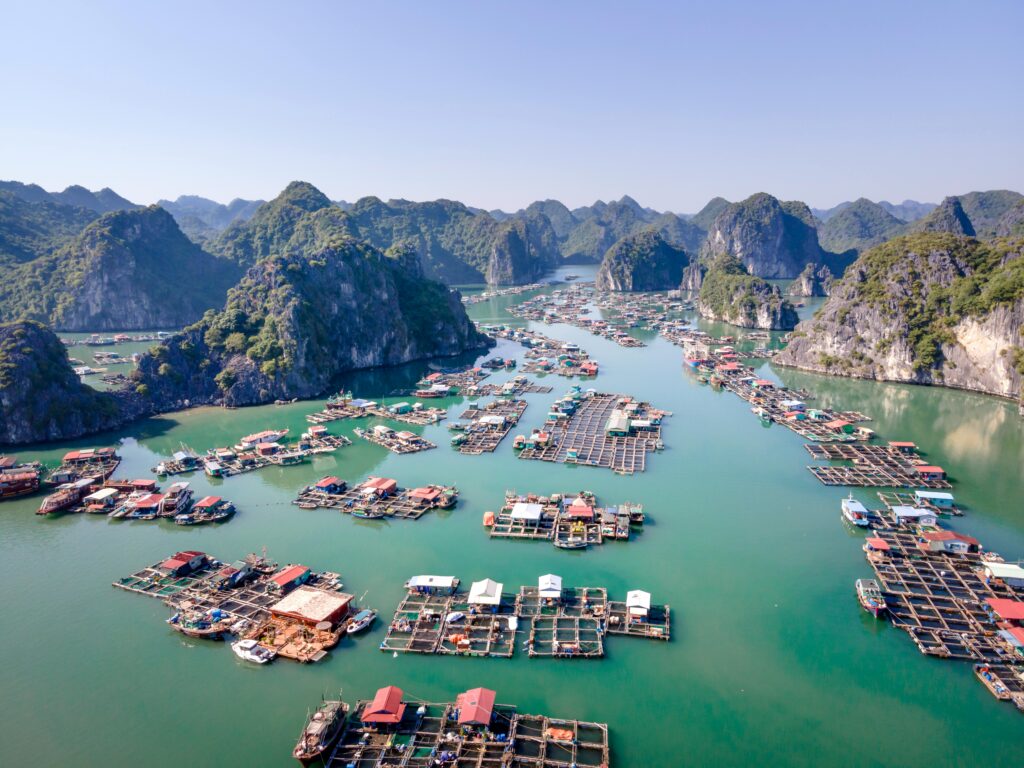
[326,698,611,768]
[518,393,664,474]
[456,399,527,454]
[355,428,436,454]
[292,480,456,520]
[380,579,669,660]
[805,443,952,488]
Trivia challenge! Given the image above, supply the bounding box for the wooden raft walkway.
[518,394,664,475]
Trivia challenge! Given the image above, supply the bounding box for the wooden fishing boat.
[167,609,233,639]
[293,697,348,765]
[855,578,886,618]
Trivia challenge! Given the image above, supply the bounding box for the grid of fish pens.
[518,394,663,474]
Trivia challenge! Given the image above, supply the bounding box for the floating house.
[212,560,252,589]
[626,590,651,620]
[914,465,947,482]
[405,575,459,595]
[361,686,406,725]
[269,585,352,628]
[982,562,1024,589]
[888,441,917,454]
[919,530,980,554]
[468,579,504,607]
[915,490,955,509]
[159,550,207,577]
[510,502,544,528]
[314,476,346,495]
[891,505,938,527]
[270,564,312,593]
[455,687,496,726]
[538,574,563,601]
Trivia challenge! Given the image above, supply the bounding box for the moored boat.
[0,469,41,500]
[841,494,871,528]
[293,697,349,765]
[347,609,376,634]
[855,578,886,618]
[167,608,233,639]
[36,477,95,515]
[232,638,276,664]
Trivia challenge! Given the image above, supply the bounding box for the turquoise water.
[2,266,1023,766]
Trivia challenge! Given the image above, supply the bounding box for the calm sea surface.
[2,265,1023,766]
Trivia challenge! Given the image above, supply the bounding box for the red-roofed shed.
[194,496,222,509]
[271,564,311,591]
[987,598,1024,621]
[456,687,496,725]
[361,686,406,724]
[409,487,441,503]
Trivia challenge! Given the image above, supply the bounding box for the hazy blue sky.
[2,0,1021,211]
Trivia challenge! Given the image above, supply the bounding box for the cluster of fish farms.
[114,550,377,664]
[674,319,1024,713]
[380,574,668,658]
[9,275,1024,766]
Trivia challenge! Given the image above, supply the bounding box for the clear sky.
[2,0,1021,212]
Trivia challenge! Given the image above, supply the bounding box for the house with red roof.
[455,687,496,726]
[270,564,312,592]
[361,686,406,725]
[918,530,980,554]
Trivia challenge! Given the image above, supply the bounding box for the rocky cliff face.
[700,193,836,278]
[595,230,688,291]
[0,321,140,444]
[697,254,799,330]
[914,197,976,236]
[680,261,706,291]
[0,206,241,331]
[135,217,491,408]
[777,234,1024,400]
[787,263,834,297]
[485,213,561,285]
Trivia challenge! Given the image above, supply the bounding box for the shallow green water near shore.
[3,267,1023,767]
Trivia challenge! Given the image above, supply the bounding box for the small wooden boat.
[293,698,348,766]
[167,610,233,639]
[855,578,886,618]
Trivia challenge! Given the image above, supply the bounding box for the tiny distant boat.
[293,698,349,766]
[351,506,384,519]
[450,434,467,446]
[167,609,232,639]
[513,435,526,449]
[347,609,376,634]
[841,494,870,528]
[482,510,496,526]
[855,578,887,618]
[232,638,276,664]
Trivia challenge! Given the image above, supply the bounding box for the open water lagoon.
[2,269,1023,766]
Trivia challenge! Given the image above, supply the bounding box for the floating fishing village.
[4,270,1024,767]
